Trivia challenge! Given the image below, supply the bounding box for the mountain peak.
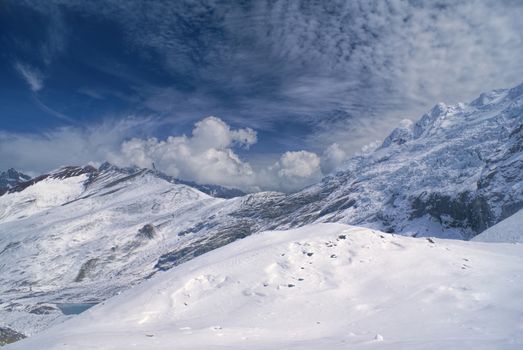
[0,168,31,194]
[381,119,414,148]
[97,161,245,198]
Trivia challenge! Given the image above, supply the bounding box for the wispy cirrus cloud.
[14,62,44,92]
[0,117,160,173]
[4,0,523,184]
[79,0,523,151]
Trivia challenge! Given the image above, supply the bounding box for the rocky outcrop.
[0,169,31,195]
[137,224,157,239]
[0,327,25,346]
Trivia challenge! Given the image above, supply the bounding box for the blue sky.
[1,0,523,192]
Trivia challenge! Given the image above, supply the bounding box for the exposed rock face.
[409,192,492,238]
[0,169,31,195]
[0,327,26,346]
[154,220,253,271]
[74,258,100,282]
[28,303,59,315]
[137,224,157,239]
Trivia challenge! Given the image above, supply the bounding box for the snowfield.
[0,175,88,223]
[8,223,523,350]
[473,209,523,243]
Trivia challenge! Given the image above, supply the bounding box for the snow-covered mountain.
[96,162,246,199]
[7,223,523,350]
[0,169,31,195]
[154,81,523,275]
[0,163,245,335]
[1,82,522,342]
[229,82,523,240]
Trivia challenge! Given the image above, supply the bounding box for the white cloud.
[109,116,321,192]
[0,115,330,192]
[191,116,256,151]
[14,0,523,157]
[277,151,320,179]
[111,117,257,189]
[123,0,523,154]
[0,117,158,173]
[257,150,323,192]
[15,62,44,92]
[320,143,347,174]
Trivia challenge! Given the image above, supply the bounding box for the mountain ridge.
[0,163,246,200]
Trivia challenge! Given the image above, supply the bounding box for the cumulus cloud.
[14,62,44,92]
[191,117,257,150]
[0,113,329,192]
[112,117,257,189]
[111,116,322,192]
[260,150,323,192]
[277,151,320,179]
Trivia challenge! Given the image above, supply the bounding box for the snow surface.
[0,175,88,223]
[8,223,523,350]
[473,209,523,243]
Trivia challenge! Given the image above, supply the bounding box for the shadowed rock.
[137,224,157,239]
[0,327,26,346]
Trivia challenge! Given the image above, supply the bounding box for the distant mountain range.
[0,163,245,199]
[1,82,522,340]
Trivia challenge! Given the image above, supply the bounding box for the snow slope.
[0,174,88,223]
[0,165,242,335]
[473,209,523,243]
[7,223,523,350]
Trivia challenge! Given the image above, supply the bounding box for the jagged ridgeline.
[0,168,31,195]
